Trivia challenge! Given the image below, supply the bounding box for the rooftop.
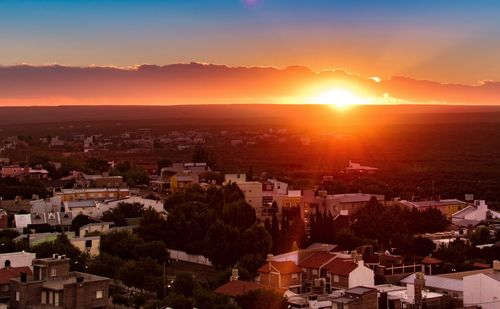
[257,261,302,274]
[299,252,336,269]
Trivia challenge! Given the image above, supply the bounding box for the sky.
[1,0,500,105]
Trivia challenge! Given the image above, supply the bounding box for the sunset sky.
[1,0,500,105]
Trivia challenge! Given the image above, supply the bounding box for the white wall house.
[463,261,500,309]
[0,252,36,269]
[348,261,375,288]
[452,200,500,226]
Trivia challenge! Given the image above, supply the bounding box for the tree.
[100,231,142,260]
[172,273,196,298]
[206,221,241,269]
[87,253,124,278]
[239,225,272,274]
[71,214,96,235]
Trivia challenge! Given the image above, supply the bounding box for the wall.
[463,273,500,309]
[168,249,212,266]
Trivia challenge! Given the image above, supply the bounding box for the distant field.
[1,104,499,203]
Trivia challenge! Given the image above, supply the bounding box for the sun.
[310,89,366,110]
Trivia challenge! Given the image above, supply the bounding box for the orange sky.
[0,64,499,106]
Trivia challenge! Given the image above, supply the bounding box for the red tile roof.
[214,280,285,297]
[323,259,358,276]
[0,266,32,285]
[298,252,336,269]
[421,256,443,264]
[257,261,302,274]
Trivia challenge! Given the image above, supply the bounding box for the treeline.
[307,197,449,257]
[145,183,272,274]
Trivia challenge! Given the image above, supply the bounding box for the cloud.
[0,63,499,105]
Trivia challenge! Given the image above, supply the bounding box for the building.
[452,200,500,227]
[215,269,285,298]
[325,259,375,291]
[401,272,463,307]
[63,200,99,217]
[257,260,302,293]
[79,174,124,188]
[236,181,264,218]
[397,199,467,218]
[330,286,378,309]
[9,255,109,309]
[96,196,166,216]
[0,267,32,300]
[54,188,130,202]
[462,261,500,309]
[0,252,36,270]
[169,172,199,192]
[313,192,385,217]
[79,222,114,237]
[345,160,379,174]
[224,173,247,184]
[71,236,101,256]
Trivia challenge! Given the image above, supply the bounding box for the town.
[0,124,498,309]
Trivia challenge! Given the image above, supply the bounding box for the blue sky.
[0,0,499,82]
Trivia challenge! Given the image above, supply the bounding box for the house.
[330,286,378,309]
[376,280,451,309]
[236,181,264,219]
[224,173,247,184]
[452,200,500,227]
[325,259,375,291]
[463,260,500,309]
[9,255,110,309]
[257,260,302,293]
[63,200,99,217]
[71,236,101,256]
[79,222,114,237]
[215,269,285,298]
[54,187,130,202]
[313,192,385,217]
[345,160,379,174]
[401,272,463,307]
[397,199,467,218]
[299,251,337,292]
[0,267,32,300]
[0,252,36,270]
[170,172,199,192]
[79,174,124,188]
[96,196,166,216]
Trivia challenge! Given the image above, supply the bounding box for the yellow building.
[54,188,130,202]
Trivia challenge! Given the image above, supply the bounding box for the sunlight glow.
[310,89,367,110]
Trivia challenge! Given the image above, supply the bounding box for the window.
[48,291,53,304]
[4,260,10,267]
[51,267,57,277]
[15,291,19,301]
[96,290,103,299]
[333,275,339,282]
[41,291,46,304]
[291,273,299,281]
[54,293,59,306]
[1,284,9,292]
[85,239,92,248]
[312,269,318,276]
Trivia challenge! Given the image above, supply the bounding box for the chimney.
[493,260,500,272]
[20,272,27,283]
[266,254,274,261]
[230,268,239,281]
[414,272,425,308]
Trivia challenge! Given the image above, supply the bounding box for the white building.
[452,200,500,227]
[0,252,36,269]
[463,261,500,309]
[236,181,263,218]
